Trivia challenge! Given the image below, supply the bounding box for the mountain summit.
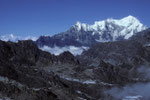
[72,15,146,40]
[36,15,146,49]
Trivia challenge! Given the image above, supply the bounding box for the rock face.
[93,60,136,85]
[0,40,40,66]
[0,40,84,100]
[36,16,146,48]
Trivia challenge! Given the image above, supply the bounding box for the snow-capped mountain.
[1,16,146,55]
[74,15,146,40]
[36,15,147,49]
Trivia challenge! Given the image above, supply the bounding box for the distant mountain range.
[0,15,147,55]
[36,15,146,47]
[35,15,147,55]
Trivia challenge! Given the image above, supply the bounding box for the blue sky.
[0,0,149,36]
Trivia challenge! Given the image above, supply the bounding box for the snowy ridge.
[73,15,147,40]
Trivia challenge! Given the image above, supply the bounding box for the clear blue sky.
[0,0,149,36]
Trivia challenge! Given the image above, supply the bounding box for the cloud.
[0,34,38,42]
[105,66,150,100]
[24,36,38,41]
[0,34,89,56]
[40,46,89,56]
[106,82,150,100]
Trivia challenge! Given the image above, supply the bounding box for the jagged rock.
[58,51,80,64]
[0,40,83,100]
[93,60,135,85]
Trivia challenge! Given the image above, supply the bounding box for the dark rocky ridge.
[0,40,84,100]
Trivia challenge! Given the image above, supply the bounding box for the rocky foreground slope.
[0,40,112,100]
[0,40,83,100]
[0,29,150,100]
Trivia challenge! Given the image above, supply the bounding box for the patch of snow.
[122,95,142,100]
[99,81,114,86]
[76,90,82,94]
[82,80,96,84]
[76,90,95,100]
[75,21,91,31]
[32,88,42,91]
[95,39,109,42]
[61,76,96,84]
[64,77,81,82]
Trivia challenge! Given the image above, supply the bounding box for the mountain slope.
[79,28,150,67]
[36,15,146,48]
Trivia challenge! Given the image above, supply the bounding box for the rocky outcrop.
[58,51,80,64]
[0,40,83,100]
[93,60,138,85]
